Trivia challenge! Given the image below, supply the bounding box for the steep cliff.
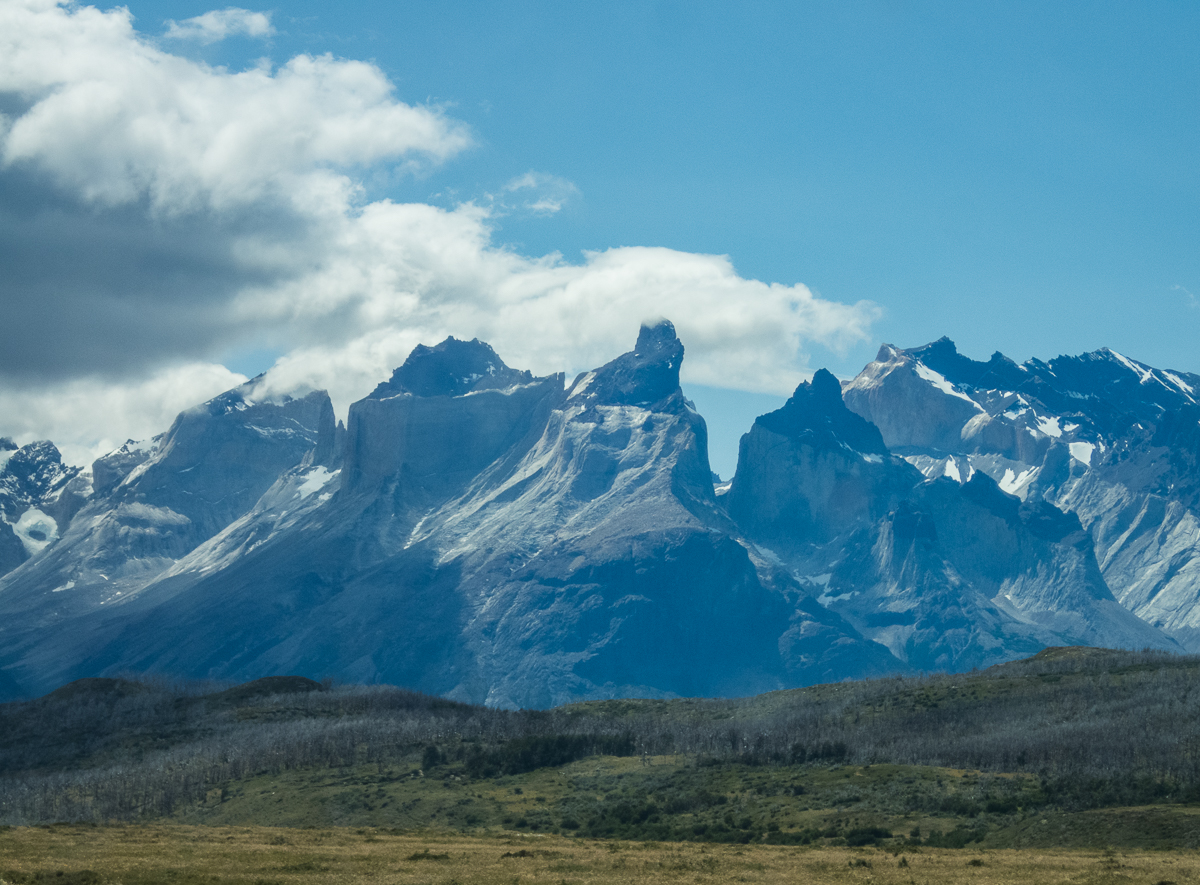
[843,338,1200,649]
[2,324,900,705]
[728,364,1174,670]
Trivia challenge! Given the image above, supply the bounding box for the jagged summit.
[633,318,683,360]
[906,335,958,359]
[1,328,1194,704]
[756,369,887,456]
[857,335,1200,445]
[186,374,324,422]
[369,337,534,399]
[0,438,88,577]
[902,337,1028,392]
[0,441,69,499]
[571,319,685,408]
[842,336,1200,650]
[727,367,917,552]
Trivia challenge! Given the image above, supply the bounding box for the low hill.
[2,647,1200,849]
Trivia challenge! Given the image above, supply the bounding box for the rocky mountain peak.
[633,318,682,360]
[726,367,917,552]
[0,439,86,575]
[909,335,960,361]
[369,337,533,399]
[572,319,685,408]
[876,340,1028,391]
[0,441,71,504]
[3,327,1195,704]
[808,367,844,403]
[902,336,1027,391]
[755,369,888,456]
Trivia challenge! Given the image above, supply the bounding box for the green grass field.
[165,753,1200,852]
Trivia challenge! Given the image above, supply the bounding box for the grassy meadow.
[3,648,1200,881]
[3,824,1200,885]
[166,754,1200,851]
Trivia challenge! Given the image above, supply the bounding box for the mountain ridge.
[0,327,1191,704]
[843,336,1200,650]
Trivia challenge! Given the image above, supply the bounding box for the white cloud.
[0,1,471,214]
[499,171,581,216]
[0,1,879,464]
[0,363,248,467]
[164,7,274,44]
[247,204,880,412]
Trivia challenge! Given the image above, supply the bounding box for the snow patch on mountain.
[914,363,981,408]
[1069,441,1095,466]
[1035,415,1063,438]
[12,508,58,555]
[109,438,157,457]
[1107,349,1154,384]
[1163,371,1196,398]
[999,467,1039,497]
[116,503,191,525]
[296,466,339,499]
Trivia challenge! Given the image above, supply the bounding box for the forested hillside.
[2,648,1199,849]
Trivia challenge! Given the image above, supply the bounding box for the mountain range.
[0,323,1193,705]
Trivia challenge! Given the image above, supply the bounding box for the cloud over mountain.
[0,1,878,463]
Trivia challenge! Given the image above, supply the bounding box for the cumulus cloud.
[0,0,879,464]
[0,3,470,213]
[164,7,274,43]
[238,204,879,413]
[0,0,471,382]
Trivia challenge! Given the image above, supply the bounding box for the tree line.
[1,649,1197,824]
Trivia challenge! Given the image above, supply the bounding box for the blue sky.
[157,0,1200,366]
[2,1,1198,475]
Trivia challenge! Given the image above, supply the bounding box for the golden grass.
[2,825,1200,885]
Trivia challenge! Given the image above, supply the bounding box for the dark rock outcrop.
[727,369,919,553]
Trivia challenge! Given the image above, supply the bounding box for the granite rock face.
[21,322,898,707]
[726,367,1175,671]
[0,327,1192,704]
[0,381,334,696]
[843,338,1200,649]
[0,438,88,577]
